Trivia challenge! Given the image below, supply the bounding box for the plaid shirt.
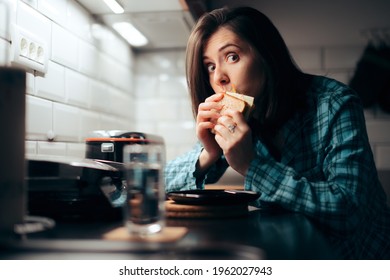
[165,76,390,259]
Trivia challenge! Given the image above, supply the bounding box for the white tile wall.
[26,95,52,140]
[79,109,100,138]
[0,0,17,41]
[65,68,89,107]
[37,141,66,156]
[35,60,66,101]
[0,38,8,65]
[1,0,135,159]
[37,0,67,26]
[324,46,365,69]
[66,0,93,42]
[78,40,99,77]
[2,0,390,177]
[134,46,390,170]
[366,120,390,143]
[52,23,79,70]
[134,50,197,161]
[290,47,323,70]
[376,146,390,169]
[53,102,81,142]
[16,1,52,54]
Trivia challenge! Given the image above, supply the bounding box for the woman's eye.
[206,64,215,73]
[226,53,239,63]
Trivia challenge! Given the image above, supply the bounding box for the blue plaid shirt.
[165,76,390,259]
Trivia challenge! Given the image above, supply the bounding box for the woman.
[164,6,390,259]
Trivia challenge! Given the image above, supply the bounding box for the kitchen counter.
[0,206,338,260]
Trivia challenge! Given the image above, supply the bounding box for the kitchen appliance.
[0,67,26,240]
[85,130,164,163]
[27,131,164,221]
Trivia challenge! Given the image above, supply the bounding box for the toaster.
[27,131,164,221]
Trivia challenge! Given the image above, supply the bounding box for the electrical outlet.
[10,24,49,74]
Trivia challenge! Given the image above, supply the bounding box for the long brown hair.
[186,7,310,134]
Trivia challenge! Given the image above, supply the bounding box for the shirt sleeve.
[245,91,384,233]
[164,142,229,192]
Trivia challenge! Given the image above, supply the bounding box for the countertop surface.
[0,205,338,260]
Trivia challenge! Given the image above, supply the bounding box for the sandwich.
[211,90,255,133]
[217,91,255,120]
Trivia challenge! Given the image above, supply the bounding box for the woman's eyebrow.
[218,43,241,52]
[203,43,241,60]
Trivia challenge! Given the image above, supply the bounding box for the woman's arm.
[245,91,385,233]
[164,142,229,192]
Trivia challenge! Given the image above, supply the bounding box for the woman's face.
[203,27,264,99]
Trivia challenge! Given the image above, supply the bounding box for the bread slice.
[225,91,255,120]
[210,92,255,133]
[218,93,246,115]
[217,92,255,119]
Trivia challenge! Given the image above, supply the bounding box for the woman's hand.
[213,109,254,176]
[196,93,224,171]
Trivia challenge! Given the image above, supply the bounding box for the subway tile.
[17,1,51,55]
[324,71,352,85]
[37,141,66,156]
[157,121,196,146]
[78,40,99,77]
[98,30,134,68]
[135,52,180,76]
[134,75,159,98]
[96,53,114,86]
[167,145,189,162]
[89,79,110,112]
[112,63,133,92]
[1,0,18,40]
[157,99,183,121]
[363,107,375,120]
[26,95,52,140]
[25,140,37,156]
[159,76,187,98]
[119,66,133,92]
[80,109,100,139]
[134,122,157,135]
[324,46,364,69]
[110,117,134,131]
[290,47,322,70]
[26,72,34,94]
[53,102,80,142]
[135,98,180,121]
[97,53,132,91]
[178,98,194,120]
[35,60,65,101]
[0,38,9,65]
[37,0,67,26]
[66,142,86,158]
[0,3,8,39]
[66,0,93,42]
[174,51,186,73]
[99,114,122,131]
[65,68,89,107]
[21,0,37,9]
[366,120,390,143]
[376,145,390,169]
[108,87,133,118]
[52,23,79,70]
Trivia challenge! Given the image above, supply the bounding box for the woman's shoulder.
[310,75,352,94]
[308,75,360,107]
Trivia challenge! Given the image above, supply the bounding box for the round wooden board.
[165,200,248,218]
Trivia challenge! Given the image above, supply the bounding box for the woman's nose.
[213,66,230,87]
